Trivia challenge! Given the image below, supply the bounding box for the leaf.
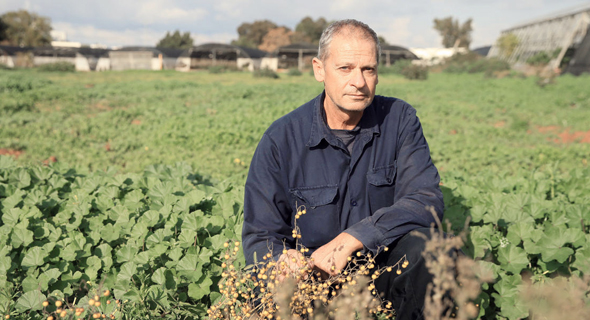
[15,290,46,312]
[205,215,225,233]
[117,262,137,281]
[465,225,493,259]
[198,247,213,264]
[183,211,204,232]
[204,234,228,251]
[147,285,169,307]
[572,246,590,274]
[497,246,529,275]
[30,166,53,181]
[148,182,174,200]
[11,225,34,248]
[492,274,521,307]
[186,189,208,204]
[21,247,47,268]
[2,207,22,226]
[536,225,575,263]
[188,279,211,300]
[134,251,151,265]
[84,256,102,281]
[23,275,46,292]
[506,222,542,245]
[152,267,167,285]
[9,168,31,189]
[124,189,145,204]
[0,155,16,169]
[1,189,25,211]
[0,256,11,274]
[167,247,183,262]
[100,224,121,242]
[116,245,137,263]
[499,302,529,320]
[177,254,203,282]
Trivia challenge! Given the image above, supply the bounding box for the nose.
[350,68,367,89]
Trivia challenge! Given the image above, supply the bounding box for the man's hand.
[310,232,363,279]
[276,249,311,282]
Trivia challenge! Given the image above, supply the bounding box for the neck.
[323,101,363,130]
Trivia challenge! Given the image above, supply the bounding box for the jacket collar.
[307,91,380,148]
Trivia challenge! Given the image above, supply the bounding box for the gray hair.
[317,19,381,63]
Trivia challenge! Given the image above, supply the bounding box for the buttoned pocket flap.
[367,163,397,186]
[290,186,338,207]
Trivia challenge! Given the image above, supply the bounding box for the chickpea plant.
[207,206,409,320]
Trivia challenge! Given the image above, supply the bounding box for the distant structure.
[472,46,491,57]
[109,47,183,71]
[410,47,468,66]
[487,4,590,74]
[177,43,271,71]
[381,45,419,66]
[272,43,317,70]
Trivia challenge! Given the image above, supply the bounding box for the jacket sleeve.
[344,105,444,254]
[242,133,294,266]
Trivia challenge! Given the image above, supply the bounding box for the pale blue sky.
[2,0,590,49]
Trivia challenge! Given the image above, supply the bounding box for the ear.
[312,57,325,82]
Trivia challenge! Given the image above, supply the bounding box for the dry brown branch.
[418,206,493,320]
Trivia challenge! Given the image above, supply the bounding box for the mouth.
[347,94,367,99]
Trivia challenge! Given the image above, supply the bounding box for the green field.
[1,69,590,319]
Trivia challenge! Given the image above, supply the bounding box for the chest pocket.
[366,162,397,211]
[289,185,339,249]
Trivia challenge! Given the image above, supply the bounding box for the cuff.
[344,218,384,254]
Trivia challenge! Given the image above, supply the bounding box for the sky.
[2,0,590,49]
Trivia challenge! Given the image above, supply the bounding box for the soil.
[0,148,24,158]
[494,121,506,128]
[534,126,590,144]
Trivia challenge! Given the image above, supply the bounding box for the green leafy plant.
[401,64,428,80]
[378,59,412,75]
[253,68,279,79]
[287,68,302,76]
[0,158,244,319]
[36,62,75,72]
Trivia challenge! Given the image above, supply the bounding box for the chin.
[338,103,369,113]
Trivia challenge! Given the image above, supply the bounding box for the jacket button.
[386,178,391,183]
[350,200,357,206]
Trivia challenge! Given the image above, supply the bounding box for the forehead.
[327,32,377,63]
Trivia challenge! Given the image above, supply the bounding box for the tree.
[156,30,194,49]
[289,31,311,45]
[0,17,8,44]
[295,16,329,44]
[231,20,278,48]
[378,35,389,46]
[496,33,519,59]
[0,10,52,47]
[259,27,293,52]
[433,16,472,48]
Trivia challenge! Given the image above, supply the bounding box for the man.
[242,19,444,319]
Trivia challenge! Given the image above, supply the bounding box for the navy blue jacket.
[242,92,444,265]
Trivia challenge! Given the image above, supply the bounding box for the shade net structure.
[487,4,590,73]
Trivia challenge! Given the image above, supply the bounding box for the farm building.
[0,45,33,68]
[487,3,590,75]
[109,47,182,71]
[176,43,270,72]
[0,45,108,71]
[380,45,419,66]
[272,43,317,70]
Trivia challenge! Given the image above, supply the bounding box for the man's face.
[313,31,379,113]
